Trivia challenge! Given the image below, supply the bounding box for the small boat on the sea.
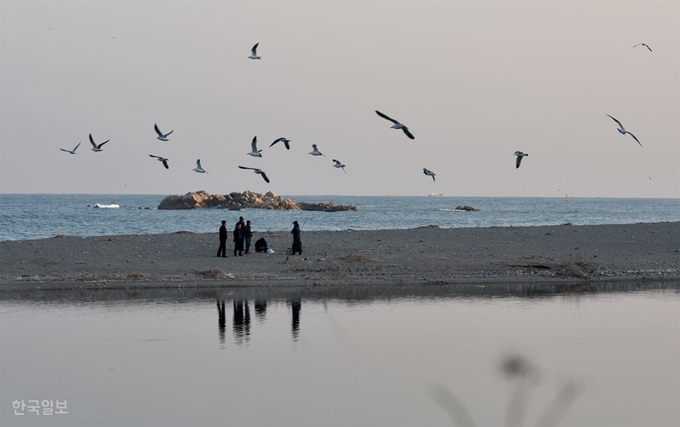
[428,193,443,197]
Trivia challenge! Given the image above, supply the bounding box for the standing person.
[233,222,245,256]
[244,220,253,254]
[291,220,301,255]
[236,216,245,230]
[217,220,227,258]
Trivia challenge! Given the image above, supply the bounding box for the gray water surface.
[1,283,678,427]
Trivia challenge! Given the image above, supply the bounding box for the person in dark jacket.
[217,220,227,257]
[291,220,301,255]
[254,237,268,253]
[244,220,253,254]
[233,222,245,256]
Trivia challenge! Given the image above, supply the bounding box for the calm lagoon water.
[1,283,678,427]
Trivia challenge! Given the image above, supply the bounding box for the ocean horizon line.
[1,192,679,200]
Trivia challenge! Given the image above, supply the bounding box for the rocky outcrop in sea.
[158,191,358,212]
[455,205,480,212]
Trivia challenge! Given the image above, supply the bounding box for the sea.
[1,194,679,241]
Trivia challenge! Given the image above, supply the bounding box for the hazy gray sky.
[1,0,678,197]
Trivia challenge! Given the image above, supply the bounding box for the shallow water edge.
[2,280,678,302]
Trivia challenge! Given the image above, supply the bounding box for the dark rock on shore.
[158,191,358,212]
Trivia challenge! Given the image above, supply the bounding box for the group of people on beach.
[217,217,302,257]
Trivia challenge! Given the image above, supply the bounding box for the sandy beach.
[1,222,679,290]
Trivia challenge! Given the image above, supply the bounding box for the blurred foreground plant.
[429,354,582,427]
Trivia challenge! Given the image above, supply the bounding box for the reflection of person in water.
[290,299,301,341]
[216,300,226,345]
[254,299,267,322]
[232,300,251,345]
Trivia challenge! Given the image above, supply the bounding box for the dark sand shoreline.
[1,222,679,291]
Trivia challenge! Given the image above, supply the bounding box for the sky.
[0,0,678,197]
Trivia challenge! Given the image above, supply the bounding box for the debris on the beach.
[455,205,479,212]
[197,269,227,279]
[341,254,377,263]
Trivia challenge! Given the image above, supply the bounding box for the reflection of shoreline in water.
[4,281,677,304]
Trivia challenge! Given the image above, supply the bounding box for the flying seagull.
[247,136,263,157]
[60,141,81,154]
[606,114,642,147]
[149,154,169,169]
[375,110,415,139]
[89,134,109,152]
[193,159,208,174]
[270,137,291,150]
[239,166,269,183]
[423,168,436,182]
[332,159,346,174]
[309,144,325,156]
[248,43,260,60]
[514,151,528,169]
[154,124,174,141]
[633,43,652,52]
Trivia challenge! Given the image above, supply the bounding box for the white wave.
[88,203,120,209]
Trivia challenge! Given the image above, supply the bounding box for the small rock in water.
[455,205,479,212]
